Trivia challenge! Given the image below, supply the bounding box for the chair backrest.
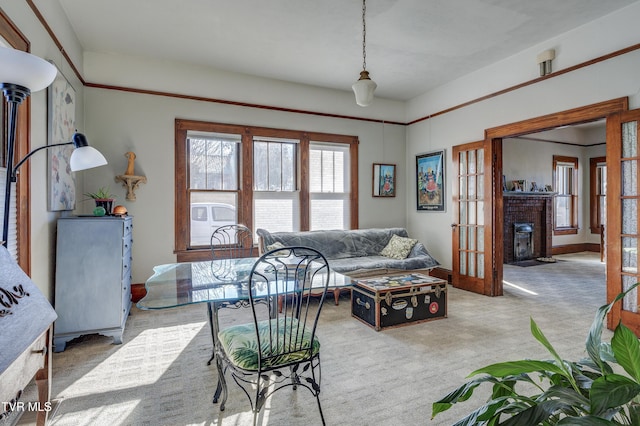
[248,246,330,369]
[210,224,253,259]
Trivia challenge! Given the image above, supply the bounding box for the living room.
[1,1,640,424]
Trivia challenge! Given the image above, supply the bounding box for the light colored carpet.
[16,252,606,425]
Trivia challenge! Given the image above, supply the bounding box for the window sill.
[554,227,578,236]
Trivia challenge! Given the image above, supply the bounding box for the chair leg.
[213,358,228,410]
[206,302,215,365]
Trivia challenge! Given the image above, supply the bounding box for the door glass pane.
[477,174,484,198]
[477,149,484,173]
[477,227,484,252]
[477,253,484,278]
[622,121,637,158]
[469,227,476,250]
[460,202,467,225]
[459,226,467,249]
[622,198,637,234]
[460,177,467,200]
[459,251,467,275]
[469,201,476,225]
[477,201,484,226]
[622,275,638,313]
[469,252,476,277]
[459,151,467,174]
[468,176,476,198]
[622,237,638,273]
[469,150,476,174]
[622,160,637,196]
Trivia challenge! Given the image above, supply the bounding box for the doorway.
[453,97,628,296]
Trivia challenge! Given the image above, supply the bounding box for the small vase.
[94,199,114,215]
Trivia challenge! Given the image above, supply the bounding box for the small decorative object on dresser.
[53,216,133,352]
[84,186,115,215]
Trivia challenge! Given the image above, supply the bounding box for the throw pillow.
[380,234,418,260]
[266,241,288,256]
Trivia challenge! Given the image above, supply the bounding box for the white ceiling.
[57,0,637,101]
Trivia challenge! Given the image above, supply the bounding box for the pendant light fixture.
[352,0,376,107]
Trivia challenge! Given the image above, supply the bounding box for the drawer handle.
[32,346,47,355]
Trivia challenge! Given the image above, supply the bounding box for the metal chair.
[213,246,330,425]
[207,224,254,365]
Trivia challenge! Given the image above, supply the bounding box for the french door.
[606,110,640,336]
[452,140,499,296]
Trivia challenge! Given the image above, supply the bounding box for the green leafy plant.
[84,186,115,200]
[432,283,640,425]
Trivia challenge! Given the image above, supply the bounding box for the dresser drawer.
[0,329,47,404]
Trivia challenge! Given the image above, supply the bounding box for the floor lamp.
[0,47,108,248]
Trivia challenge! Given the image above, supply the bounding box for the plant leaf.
[470,360,565,378]
[590,374,640,415]
[498,399,568,426]
[611,322,640,382]
[530,317,564,367]
[586,282,640,372]
[557,416,618,425]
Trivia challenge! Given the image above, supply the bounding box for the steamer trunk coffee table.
[351,273,447,331]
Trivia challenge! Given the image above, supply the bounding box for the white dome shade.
[70,146,108,172]
[0,47,57,92]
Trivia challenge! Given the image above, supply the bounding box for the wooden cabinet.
[53,216,133,352]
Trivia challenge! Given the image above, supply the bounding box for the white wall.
[81,83,407,283]
[405,2,640,269]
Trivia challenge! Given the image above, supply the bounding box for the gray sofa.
[256,227,439,276]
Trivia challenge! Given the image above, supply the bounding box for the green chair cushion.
[218,318,320,370]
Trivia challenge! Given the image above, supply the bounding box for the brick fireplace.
[503,193,554,263]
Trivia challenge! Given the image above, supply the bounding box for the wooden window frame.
[589,156,606,234]
[553,155,579,235]
[175,119,359,262]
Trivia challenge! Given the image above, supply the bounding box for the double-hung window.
[553,155,579,234]
[175,120,358,261]
[590,156,606,234]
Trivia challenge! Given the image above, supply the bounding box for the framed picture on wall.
[47,64,77,211]
[416,150,445,211]
[372,163,396,197]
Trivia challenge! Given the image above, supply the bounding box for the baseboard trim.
[552,243,600,255]
[131,283,146,303]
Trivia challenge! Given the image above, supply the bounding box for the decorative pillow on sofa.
[380,234,418,260]
[266,241,289,256]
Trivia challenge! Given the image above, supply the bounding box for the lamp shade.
[69,132,108,171]
[352,70,377,107]
[0,47,57,92]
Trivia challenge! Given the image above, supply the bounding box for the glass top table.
[137,257,352,310]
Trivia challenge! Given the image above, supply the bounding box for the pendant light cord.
[361,0,367,71]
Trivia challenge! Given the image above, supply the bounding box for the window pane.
[254,139,297,192]
[622,121,637,158]
[309,143,350,230]
[189,192,237,247]
[555,195,571,227]
[254,192,299,232]
[188,135,238,190]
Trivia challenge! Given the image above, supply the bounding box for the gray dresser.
[53,216,133,352]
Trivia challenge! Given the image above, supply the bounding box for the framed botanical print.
[47,65,76,211]
[416,150,445,211]
[372,163,396,197]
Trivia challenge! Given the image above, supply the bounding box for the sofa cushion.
[380,234,418,259]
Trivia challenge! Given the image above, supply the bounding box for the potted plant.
[84,186,115,215]
[432,283,640,425]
